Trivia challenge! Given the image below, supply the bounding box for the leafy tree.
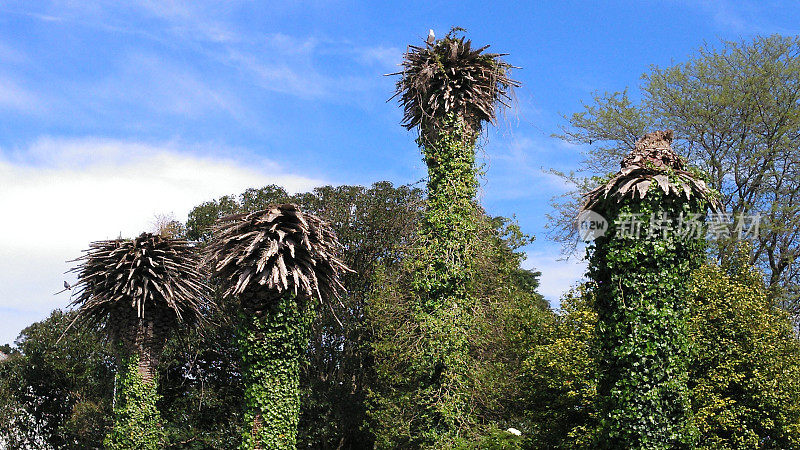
[372,27,520,446]
[554,35,800,316]
[522,285,599,449]
[186,182,422,448]
[522,258,800,448]
[204,204,350,449]
[157,299,247,449]
[1,182,544,448]
[369,209,547,447]
[688,251,800,449]
[0,310,114,449]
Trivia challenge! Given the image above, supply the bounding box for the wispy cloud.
[0,137,325,345]
[0,76,43,113]
[92,53,242,118]
[523,248,586,308]
[356,45,403,68]
[483,135,573,201]
[677,0,800,35]
[220,34,396,100]
[2,2,398,116]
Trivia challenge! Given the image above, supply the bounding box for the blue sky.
[1,1,799,345]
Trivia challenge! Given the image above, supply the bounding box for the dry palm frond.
[583,130,720,210]
[389,28,519,135]
[69,233,210,333]
[203,204,350,312]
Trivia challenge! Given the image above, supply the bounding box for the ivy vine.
[403,114,483,444]
[104,355,163,450]
[588,187,708,449]
[238,293,312,449]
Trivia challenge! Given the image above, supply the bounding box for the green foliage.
[588,187,708,448]
[522,286,599,449]
[369,206,548,447]
[523,255,800,448]
[185,182,422,448]
[453,427,524,449]
[238,294,312,449]
[0,310,113,449]
[1,182,546,448]
[689,260,800,449]
[105,355,164,450]
[157,299,246,448]
[370,114,483,446]
[414,115,479,311]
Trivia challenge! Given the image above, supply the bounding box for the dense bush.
[521,257,800,448]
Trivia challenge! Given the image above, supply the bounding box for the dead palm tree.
[69,232,209,448]
[391,26,519,140]
[204,204,349,449]
[583,129,718,210]
[582,130,718,448]
[375,27,520,445]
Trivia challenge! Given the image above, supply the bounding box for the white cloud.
[0,137,324,344]
[0,76,42,113]
[523,249,586,308]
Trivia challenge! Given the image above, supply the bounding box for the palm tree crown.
[70,232,209,384]
[203,204,349,309]
[390,28,519,135]
[583,129,720,210]
[70,232,208,334]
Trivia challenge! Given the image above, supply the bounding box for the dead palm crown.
[203,204,349,311]
[583,129,720,210]
[69,232,209,382]
[390,27,519,136]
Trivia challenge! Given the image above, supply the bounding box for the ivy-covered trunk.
[590,192,704,448]
[415,116,479,310]
[375,29,517,445]
[204,205,348,449]
[105,316,168,449]
[68,232,209,450]
[238,291,312,450]
[408,115,481,442]
[104,354,164,450]
[585,131,716,449]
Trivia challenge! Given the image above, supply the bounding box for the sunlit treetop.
[583,129,720,211]
[204,204,350,309]
[390,27,519,136]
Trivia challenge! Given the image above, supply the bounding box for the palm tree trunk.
[239,290,312,450]
[105,352,164,449]
[105,316,165,449]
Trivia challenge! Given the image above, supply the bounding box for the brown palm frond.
[69,233,210,332]
[583,130,721,210]
[390,28,519,135]
[68,233,210,381]
[203,204,351,313]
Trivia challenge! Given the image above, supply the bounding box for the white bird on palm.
[427,29,435,46]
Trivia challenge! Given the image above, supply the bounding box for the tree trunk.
[239,290,312,450]
[105,354,164,449]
